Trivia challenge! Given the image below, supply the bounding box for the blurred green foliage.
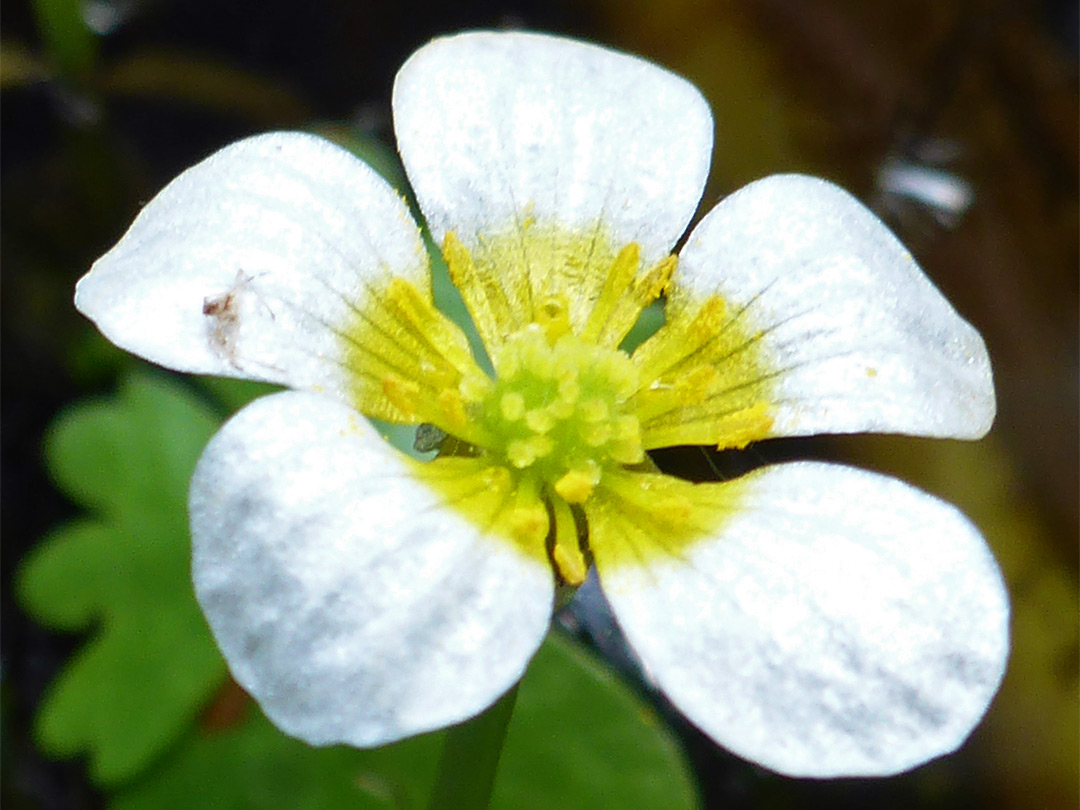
[16,373,227,784]
[29,0,97,81]
[111,708,438,810]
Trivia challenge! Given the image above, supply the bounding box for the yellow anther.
[579,246,680,349]
[554,469,599,504]
[381,375,421,418]
[634,254,677,303]
[508,504,548,544]
[690,297,727,340]
[715,402,773,451]
[459,372,491,404]
[500,392,525,421]
[654,495,693,525]
[673,364,719,405]
[552,541,588,586]
[535,294,571,344]
[548,494,587,583]
[437,388,469,432]
[482,465,512,490]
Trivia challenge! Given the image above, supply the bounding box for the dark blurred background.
[3,1,1077,808]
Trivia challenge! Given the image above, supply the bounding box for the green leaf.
[110,707,440,810]
[112,632,698,810]
[192,375,281,416]
[620,299,665,355]
[17,372,228,785]
[495,632,699,810]
[315,125,411,195]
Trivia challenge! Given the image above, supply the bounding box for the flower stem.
[426,683,520,810]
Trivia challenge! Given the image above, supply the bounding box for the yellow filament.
[578,248,679,350]
[442,231,525,349]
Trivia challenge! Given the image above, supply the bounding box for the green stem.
[427,683,520,810]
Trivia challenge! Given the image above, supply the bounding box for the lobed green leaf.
[17,372,228,784]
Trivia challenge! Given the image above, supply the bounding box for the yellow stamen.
[436,388,469,433]
[554,466,599,504]
[630,292,776,451]
[578,247,679,350]
[578,243,640,343]
[381,375,422,418]
[552,543,588,586]
[535,294,572,344]
[585,469,749,570]
[339,274,490,443]
[347,228,774,580]
[714,402,773,451]
[442,231,525,348]
[508,504,548,545]
[550,496,587,586]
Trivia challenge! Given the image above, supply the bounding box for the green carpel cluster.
[478,324,644,503]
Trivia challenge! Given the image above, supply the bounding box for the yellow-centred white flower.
[75,31,1008,778]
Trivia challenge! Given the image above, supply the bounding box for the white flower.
[74,31,1008,778]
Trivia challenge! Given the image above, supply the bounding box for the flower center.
[337,224,777,583]
[479,321,644,504]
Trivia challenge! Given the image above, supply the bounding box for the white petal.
[76,132,428,397]
[190,391,554,747]
[393,31,712,266]
[595,462,1009,777]
[673,175,995,439]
